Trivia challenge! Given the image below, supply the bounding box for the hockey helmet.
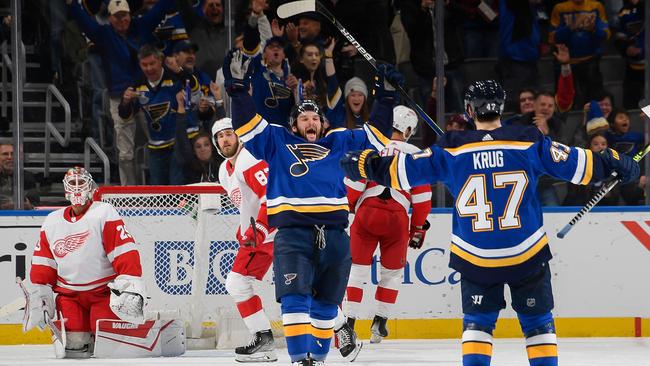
[463,80,505,120]
[393,105,418,141]
[211,117,241,158]
[289,100,324,127]
[63,166,96,206]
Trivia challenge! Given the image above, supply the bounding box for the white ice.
[1,338,649,366]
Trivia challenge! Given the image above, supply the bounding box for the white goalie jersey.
[218,148,274,243]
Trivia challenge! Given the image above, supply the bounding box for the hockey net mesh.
[96,185,283,349]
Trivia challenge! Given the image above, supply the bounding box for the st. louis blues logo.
[53,230,91,258]
[284,273,297,285]
[143,102,171,132]
[287,144,330,177]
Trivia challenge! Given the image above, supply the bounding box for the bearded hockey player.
[25,167,147,358]
[344,105,432,344]
[214,117,278,363]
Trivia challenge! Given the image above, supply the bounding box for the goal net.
[95,184,283,349]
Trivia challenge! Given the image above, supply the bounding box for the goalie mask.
[212,117,242,159]
[393,105,418,141]
[63,167,96,206]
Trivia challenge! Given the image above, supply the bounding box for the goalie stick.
[16,277,67,358]
[556,140,650,239]
[0,296,25,318]
[277,0,445,136]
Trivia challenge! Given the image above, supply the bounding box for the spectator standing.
[457,0,500,58]
[615,0,645,109]
[550,0,610,107]
[118,45,185,185]
[176,0,227,78]
[399,0,465,112]
[498,0,541,112]
[67,0,176,185]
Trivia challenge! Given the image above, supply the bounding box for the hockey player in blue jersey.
[223,49,402,366]
[340,80,640,366]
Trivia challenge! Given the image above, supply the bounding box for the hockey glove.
[223,48,253,94]
[108,275,147,324]
[238,220,270,247]
[600,148,640,184]
[372,64,404,102]
[340,149,380,182]
[409,220,431,249]
[22,283,55,332]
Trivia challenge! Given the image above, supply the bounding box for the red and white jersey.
[219,148,275,242]
[345,140,432,227]
[30,201,142,294]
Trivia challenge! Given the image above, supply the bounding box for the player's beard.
[296,124,323,142]
[220,139,240,158]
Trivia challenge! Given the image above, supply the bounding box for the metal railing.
[44,84,71,178]
[84,137,110,185]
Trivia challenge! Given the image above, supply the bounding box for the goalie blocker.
[93,319,186,358]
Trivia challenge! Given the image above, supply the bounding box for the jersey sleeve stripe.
[235,114,265,142]
[450,235,548,268]
[570,148,587,184]
[327,88,342,109]
[32,256,57,269]
[411,192,432,203]
[344,177,366,191]
[397,153,412,190]
[578,149,594,185]
[107,242,139,262]
[363,124,390,150]
[389,156,401,190]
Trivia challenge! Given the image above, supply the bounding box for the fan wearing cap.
[223,46,402,365]
[170,40,222,130]
[66,0,177,185]
[27,167,145,358]
[210,118,278,362]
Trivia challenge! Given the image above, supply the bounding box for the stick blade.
[277,0,316,18]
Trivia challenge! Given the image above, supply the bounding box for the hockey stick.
[0,296,25,318]
[557,142,650,239]
[277,0,445,136]
[250,216,258,248]
[16,277,67,358]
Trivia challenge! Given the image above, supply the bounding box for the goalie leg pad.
[65,332,92,359]
[94,319,186,358]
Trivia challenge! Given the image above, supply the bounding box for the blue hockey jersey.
[230,91,392,228]
[371,125,607,283]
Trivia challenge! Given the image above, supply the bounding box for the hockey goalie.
[23,167,185,359]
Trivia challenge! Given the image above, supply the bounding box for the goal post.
[94,184,283,349]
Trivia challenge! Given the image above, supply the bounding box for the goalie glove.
[107,275,147,324]
[223,48,253,94]
[237,220,270,247]
[408,220,431,249]
[22,283,55,332]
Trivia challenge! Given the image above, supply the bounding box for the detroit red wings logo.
[230,188,242,209]
[53,231,91,258]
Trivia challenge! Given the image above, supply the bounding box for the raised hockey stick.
[277,0,445,136]
[16,277,67,358]
[557,142,650,239]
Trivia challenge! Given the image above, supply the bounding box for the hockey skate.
[370,315,388,344]
[235,330,277,362]
[335,318,362,362]
[291,359,311,365]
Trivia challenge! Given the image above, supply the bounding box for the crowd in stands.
[0,0,647,207]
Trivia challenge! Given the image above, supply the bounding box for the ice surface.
[0,338,648,366]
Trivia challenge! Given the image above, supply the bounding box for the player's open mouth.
[305,128,317,139]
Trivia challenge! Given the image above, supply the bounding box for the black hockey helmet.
[289,100,324,127]
[463,80,506,120]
